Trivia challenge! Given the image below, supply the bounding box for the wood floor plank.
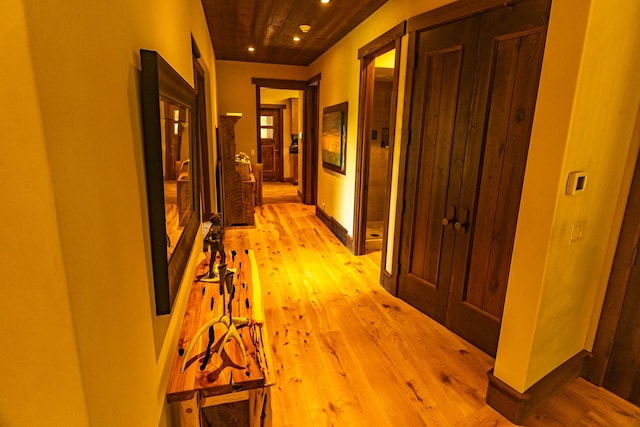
[222,201,640,426]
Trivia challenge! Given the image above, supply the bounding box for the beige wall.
[2,0,217,425]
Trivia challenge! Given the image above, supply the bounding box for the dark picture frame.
[321,102,348,174]
[140,49,200,315]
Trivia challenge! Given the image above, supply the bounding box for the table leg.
[248,387,272,427]
[175,396,200,427]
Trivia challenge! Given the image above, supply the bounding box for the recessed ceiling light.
[299,24,311,33]
[293,36,301,42]
[321,0,330,3]
[248,46,255,52]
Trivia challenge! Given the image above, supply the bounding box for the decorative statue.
[182,213,249,372]
[181,262,249,372]
[203,213,225,279]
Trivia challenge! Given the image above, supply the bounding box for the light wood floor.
[261,181,301,205]
[224,202,640,426]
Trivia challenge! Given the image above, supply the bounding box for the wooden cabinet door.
[259,108,283,181]
[398,0,550,356]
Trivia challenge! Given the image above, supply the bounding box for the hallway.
[261,181,301,205]
[223,203,640,426]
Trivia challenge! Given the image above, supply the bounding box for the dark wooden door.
[398,0,550,356]
[302,79,319,205]
[603,239,640,405]
[588,147,640,406]
[397,16,479,323]
[259,107,283,181]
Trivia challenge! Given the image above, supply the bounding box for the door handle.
[442,205,456,227]
[454,208,469,233]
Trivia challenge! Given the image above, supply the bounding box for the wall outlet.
[250,149,255,156]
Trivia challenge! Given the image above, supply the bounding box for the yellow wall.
[0,2,89,425]
[495,0,640,391]
[3,0,217,425]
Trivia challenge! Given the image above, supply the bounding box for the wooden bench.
[167,249,274,426]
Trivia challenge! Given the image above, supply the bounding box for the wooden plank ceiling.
[201,0,389,66]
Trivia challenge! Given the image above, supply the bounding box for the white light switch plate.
[570,222,586,243]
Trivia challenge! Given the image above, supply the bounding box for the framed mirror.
[140,50,200,315]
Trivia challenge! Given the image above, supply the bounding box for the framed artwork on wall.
[140,49,200,315]
[321,102,348,174]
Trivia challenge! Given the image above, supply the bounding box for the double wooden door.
[398,0,550,356]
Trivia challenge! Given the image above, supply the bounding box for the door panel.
[398,17,479,322]
[410,50,461,282]
[261,144,276,179]
[466,30,547,315]
[447,3,549,356]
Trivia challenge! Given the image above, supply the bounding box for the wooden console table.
[167,249,274,426]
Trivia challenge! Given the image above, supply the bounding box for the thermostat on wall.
[566,171,587,195]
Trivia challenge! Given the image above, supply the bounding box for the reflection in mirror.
[161,100,192,260]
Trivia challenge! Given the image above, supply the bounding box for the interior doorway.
[259,91,302,204]
[364,52,396,254]
[353,24,405,275]
[252,77,319,206]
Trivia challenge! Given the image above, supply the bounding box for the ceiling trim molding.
[251,78,308,91]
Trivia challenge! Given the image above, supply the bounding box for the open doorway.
[353,24,405,274]
[259,89,302,204]
[252,77,320,206]
[364,55,395,252]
